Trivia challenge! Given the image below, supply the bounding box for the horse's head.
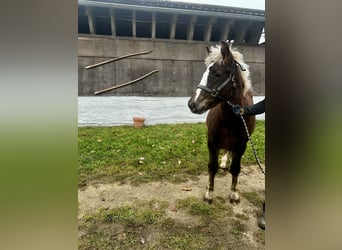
[188,41,251,114]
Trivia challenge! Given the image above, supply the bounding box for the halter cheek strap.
[197,73,234,101]
[196,60,246,103]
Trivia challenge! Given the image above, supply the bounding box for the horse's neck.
[220,90,246,116]
[228,90,245,106]
[219,102,234,117]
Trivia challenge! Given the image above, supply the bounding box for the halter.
[196,60,246,103]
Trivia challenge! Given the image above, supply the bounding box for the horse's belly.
[218,129,248,150]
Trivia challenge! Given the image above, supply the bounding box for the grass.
[78,121,265,186]
[79,198,260,250]
[100,199,168,226]
[78,122,265,249]
[242,191,264,207]
[177,197,214,216]
[176,196,231,217]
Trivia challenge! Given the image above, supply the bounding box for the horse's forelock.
[205,45,223,67]
[204,44,252,96]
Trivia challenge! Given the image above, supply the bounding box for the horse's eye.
[212,70,221,77]
[209,67,220,78]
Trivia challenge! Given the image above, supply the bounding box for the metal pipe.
[85,49,153,69]
[94,70,159,95]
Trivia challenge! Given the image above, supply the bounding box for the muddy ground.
[78,165,265,249]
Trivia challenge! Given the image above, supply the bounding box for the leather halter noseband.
[196,60,246,103]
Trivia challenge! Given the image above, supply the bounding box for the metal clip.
[211,89,219,97]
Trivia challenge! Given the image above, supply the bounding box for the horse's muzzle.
[188,98,206,114]
[188,99,196,113]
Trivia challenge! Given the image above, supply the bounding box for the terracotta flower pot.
[132,117,145,128]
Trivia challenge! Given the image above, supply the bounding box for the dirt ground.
[78,165,265,249]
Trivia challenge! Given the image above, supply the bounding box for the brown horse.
[188,41,255,203]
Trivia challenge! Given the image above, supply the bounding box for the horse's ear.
[220,41,233,64]
[206,46,211,54]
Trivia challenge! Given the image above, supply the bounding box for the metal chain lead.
[225,100,265,175]
[239,113,266,175]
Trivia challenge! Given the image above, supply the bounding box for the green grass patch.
[176,196,228,216]
[241,191,264,207]
[100,199,168,226]
[176,197,212,216]
[79,200,168,250]
[235,213,249,221]
[229,219,248,236]
[160,233,208,250]
[79,121,265,186]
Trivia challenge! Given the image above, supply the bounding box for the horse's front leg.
[204,143,219,204]
[229,151,243,203]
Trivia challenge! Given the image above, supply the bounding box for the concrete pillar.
[132,10,136,37]
[85,7,95,34]
[151,12,156,39]
[246,22,264,44]
[220,19,234,41]
[170,14,177,39]
[234,21,250,43]
[187,15,197,41]
[204,17,217,41]
[109,9,116,37]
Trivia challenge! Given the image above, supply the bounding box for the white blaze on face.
[194,62,214,102]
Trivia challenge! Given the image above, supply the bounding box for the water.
[78,96,265,126]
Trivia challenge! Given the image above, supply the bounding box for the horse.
[188,41,255,204]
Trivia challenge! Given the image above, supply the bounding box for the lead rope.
[226,100,266,175]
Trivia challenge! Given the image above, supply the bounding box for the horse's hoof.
[229,198,240,204]
[203,197,213,204]
[258,216,265,230]
[229,192,240,204]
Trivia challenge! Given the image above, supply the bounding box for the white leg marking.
[219,151,229,169]
[229,191,240,202]
[229,176,240,203]
[205,186,213,201]
[220,151,232,169]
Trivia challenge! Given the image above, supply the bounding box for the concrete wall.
[78,36,265,96]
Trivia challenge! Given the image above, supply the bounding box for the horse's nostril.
[188,101,195,110]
